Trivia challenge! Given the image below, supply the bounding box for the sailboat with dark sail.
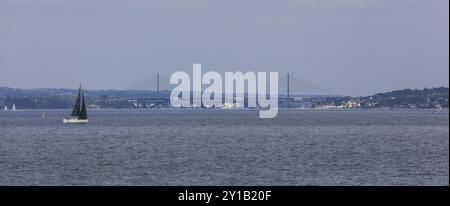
[63,84,88,124]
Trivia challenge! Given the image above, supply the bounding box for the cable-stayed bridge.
[126,73,343,108]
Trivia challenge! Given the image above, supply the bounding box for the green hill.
[357,87,449,109]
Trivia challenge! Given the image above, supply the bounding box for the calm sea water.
[0,109,448,185]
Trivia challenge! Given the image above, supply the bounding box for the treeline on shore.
[0,86,448,109]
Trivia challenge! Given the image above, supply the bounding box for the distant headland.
[0,86,448,110]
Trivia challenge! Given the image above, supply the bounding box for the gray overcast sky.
[0,0,448,96]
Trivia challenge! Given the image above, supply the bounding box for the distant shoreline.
[3,108,448,111]
[1,86,448,110]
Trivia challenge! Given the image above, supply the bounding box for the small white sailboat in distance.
[63,84,88,124]
[3,105,7,111]
[12,104,16,111]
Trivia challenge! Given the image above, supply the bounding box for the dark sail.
[70,85,88,119]
[79,90,88,120]
[70,86,82,117]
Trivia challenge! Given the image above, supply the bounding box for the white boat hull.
[63,118,88,124]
